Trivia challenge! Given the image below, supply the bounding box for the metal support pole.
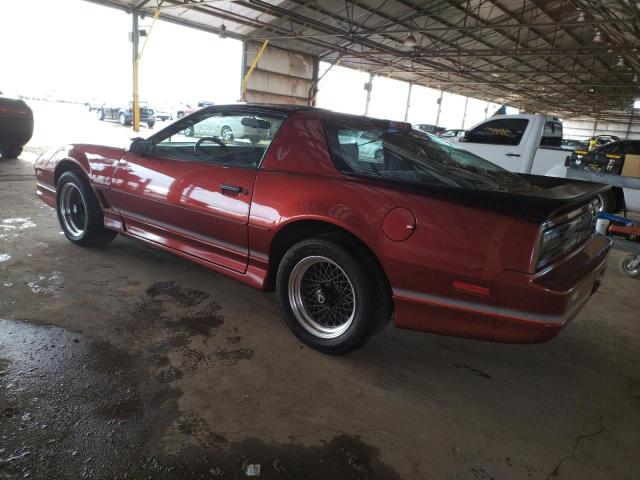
[461,96,469,129]
[132,8,160,132]
[404,83,413,122]
[242,40,269,102]
[132,12,140,132]
[239,40,247,102]
[364,74,373,116]
[435,90,444,126]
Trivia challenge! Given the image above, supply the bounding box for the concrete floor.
[1,155,639,480]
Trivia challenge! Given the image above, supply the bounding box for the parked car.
[96,101,156,128]
[449,114,568,177]
[155,108,172,122]
[438,129,465,139]
[34,105,610,354]
[0,91,34,158]
[567,140,640,212]
[184,113,278,144]
[561,139,588,151]
[176,100,216,119]
[84,100,104,112]
[414,123,445,135]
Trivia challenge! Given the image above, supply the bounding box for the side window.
[465,119,529,146]
[150,112,284,168]
[337,128,385,172]
[541,121,563,148]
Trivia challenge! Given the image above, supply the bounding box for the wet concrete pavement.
[1,155,639,479]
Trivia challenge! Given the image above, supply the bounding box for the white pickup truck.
[448,114,639,212]
[448,114,568,177]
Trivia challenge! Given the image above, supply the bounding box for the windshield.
[325,118,534,192]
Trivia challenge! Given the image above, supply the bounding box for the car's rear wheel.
[147,121,155,129]
[1,145,22,158]
[96,109,104,120]
[119,113,127,126]
[56,171,117,246]
[276,237,391,354]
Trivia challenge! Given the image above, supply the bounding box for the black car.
[566,140,640,212]
[0,92,34,158]
[96,101,156,128]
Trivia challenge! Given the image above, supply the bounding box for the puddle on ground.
[0,319,402,479]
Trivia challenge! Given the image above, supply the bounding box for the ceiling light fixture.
[633,74,638,83]
[617,56,625,68]
[402,33,418,47]
[577,9,586,22]
[593,29,603,43]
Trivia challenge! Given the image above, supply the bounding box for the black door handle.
[505,153,521,157]
[220,183,244,194]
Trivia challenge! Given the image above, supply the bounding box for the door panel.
[110,153,257,273]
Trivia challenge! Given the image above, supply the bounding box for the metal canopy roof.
[88,0,640,120]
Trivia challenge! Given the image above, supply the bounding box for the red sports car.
[34,105,610,354]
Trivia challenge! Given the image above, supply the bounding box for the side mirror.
[129,138,149,156]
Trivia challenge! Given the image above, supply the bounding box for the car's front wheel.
[56,171,117,246]
[96,109,104,121]
[276,237,391,354]
[119,113,128,126]
[147,121,155,129]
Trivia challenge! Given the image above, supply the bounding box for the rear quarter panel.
[253,111,539,314]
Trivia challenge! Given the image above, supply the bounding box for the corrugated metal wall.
[243,41,317,105]
[563,117,640,141]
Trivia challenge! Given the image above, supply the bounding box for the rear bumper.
[0,112,34,147]
[393,234,610,343]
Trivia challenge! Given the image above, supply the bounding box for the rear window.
[541,121,563,148]
[325,118,534,192]
[464,118,529,146]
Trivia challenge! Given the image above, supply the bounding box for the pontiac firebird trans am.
[34,105,611,354]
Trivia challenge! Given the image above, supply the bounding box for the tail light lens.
[536,199,598,270]
[0,105,29,115]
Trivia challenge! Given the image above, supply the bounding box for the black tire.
[147,121,155,129]
[276,236,391,355]
[96,109,104,121]
[119,113,128,126]
[56,171,117,247]
[596,190,618,213]
[1,145,23,158]
[177,112,184,119]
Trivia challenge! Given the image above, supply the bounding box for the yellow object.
[133,9,161,132]
[242,40,269,101]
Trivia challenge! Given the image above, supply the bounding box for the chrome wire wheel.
[59,182,87,238]
[220,126,234,143]
[288,256,356,339]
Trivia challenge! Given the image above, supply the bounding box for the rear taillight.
[0,105,29,115]
[536,199,598,270]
